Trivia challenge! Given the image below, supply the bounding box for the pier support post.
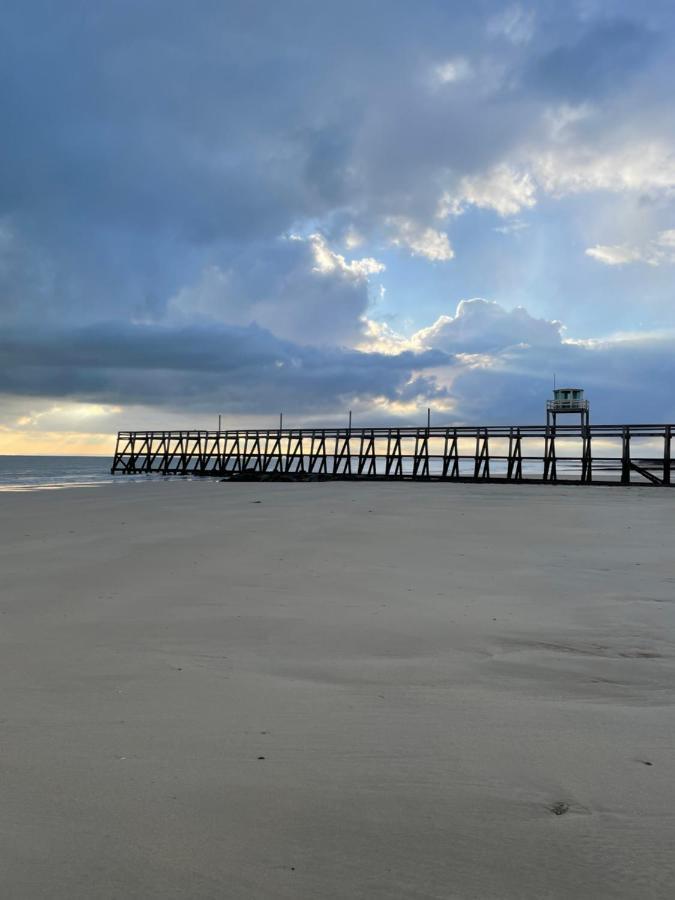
[543,425,557,482]
[665,426,671,486]
[581,426,592,483]
[507,428,522,482]
[621,427,631,485]
[474,429,490,479]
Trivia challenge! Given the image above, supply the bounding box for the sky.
[1,0,675,454]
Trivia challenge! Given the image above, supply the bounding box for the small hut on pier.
[546,387,589,428]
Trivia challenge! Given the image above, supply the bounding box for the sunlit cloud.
[439,165,537,219]
[586,229,675,266]
[306,233,385,278]
[532,142,675,197]
[387,217,454,261]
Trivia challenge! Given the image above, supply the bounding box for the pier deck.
[112,424,674,486]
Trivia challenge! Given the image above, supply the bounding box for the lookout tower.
[546,386,589,428]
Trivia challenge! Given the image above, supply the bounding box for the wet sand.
[1,480,674,898]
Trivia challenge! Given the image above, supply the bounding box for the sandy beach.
[1,480,674,899]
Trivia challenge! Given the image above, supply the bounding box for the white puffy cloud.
[306,233,385,278]
[411,298,563,353]
[431,139,675,240]
[532,142,675,197]
[387,217,454,261]
[359,298,564,360]
[439,165,537,218]
[585,244,646,266]
[586,229,675,266]
[358,319,415,355]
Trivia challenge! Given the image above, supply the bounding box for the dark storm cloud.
[0,0,474,239]
[0,0,559,250]
[0,321,450,413]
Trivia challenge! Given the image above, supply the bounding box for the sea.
[0,453,625,490]
[0,455,154,491]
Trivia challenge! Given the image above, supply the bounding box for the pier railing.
[546,399,590,413]
[111,424,674,486]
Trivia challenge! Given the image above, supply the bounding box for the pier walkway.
[112,424,674,486]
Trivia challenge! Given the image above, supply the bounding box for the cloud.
[432,57,473,86]
[362,297,675,424]
[411,298,563,354]
[531,142,675,197]
[307,233,385,278]
[524,20,657,102]
[1,2,675,441]
[0,320,449,416]
[439,139,675,222]
[435,135,675,230]
[168,233,385,345]
[585,244,644,266]
[439,165,537,218]
[586,229,675,266]
[448,330,675,424]
[487,5,535,45]
[3,293,675,431]
[387,217,454,261]
[358,319,416,355]
[494,219,528,235]
[543,102,593,140]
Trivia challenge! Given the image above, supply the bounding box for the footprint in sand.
[549,801,570,816]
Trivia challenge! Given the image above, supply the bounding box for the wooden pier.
[112,423,674,486]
